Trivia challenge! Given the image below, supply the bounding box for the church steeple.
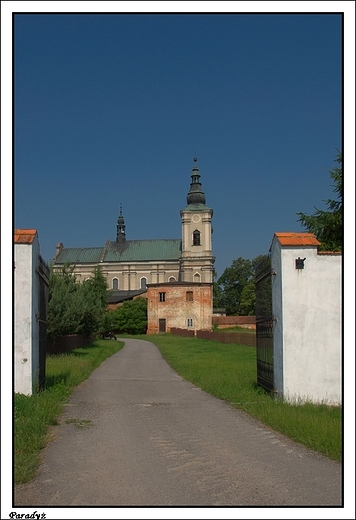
[116,204,126,244]
[180,158,214,284]
[186,157,206,206]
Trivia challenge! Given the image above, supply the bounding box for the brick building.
[147,282,213,334]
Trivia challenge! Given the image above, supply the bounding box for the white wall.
[271,240,342,404]
[14,237,40,395]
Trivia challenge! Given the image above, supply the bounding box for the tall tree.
[214,254,269,315]
[296,151,342,251]
[80,267,110,337]
[47,264,109,338]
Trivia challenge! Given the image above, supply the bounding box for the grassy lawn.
[14,334,341,485]
[14,339,124,485]
[141,334,342,462]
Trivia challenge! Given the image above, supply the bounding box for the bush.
[107,297,147,334]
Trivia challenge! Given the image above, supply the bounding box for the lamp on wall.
[295,257,306,269]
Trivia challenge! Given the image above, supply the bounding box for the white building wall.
[180,209,214,283]
[14,237,40,395]
[271,239,341,404]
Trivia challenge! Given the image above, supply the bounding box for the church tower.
[180,158,215,283]
[116,204,126,244]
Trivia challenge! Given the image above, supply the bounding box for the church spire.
[186,157,206,206]
[116,204,126,244]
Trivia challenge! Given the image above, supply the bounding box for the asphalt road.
[14,338,342,507]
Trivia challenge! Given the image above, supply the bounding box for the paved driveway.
[15,338,342,507]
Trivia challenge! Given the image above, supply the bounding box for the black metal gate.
[255,256,275,393]
[36,256,50,390]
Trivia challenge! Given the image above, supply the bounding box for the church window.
[169,277,176,282]
[141,277,147,289]
[193,229,201,246]
[159,292,166,302]
[194,273,201,282]
[112,278,119,290]
[186,291,193,301]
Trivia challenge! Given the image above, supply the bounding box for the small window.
[187,318,194,327]
[112,278,119,290]
[194,273,201,282]
[186,291,193,301]
[169,277,176,282]
[159,292,166,302]
[193,229,201,246]
[141,277,147,289]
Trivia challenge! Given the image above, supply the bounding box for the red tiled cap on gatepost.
[14,229,38,244]
[273,232,321,247]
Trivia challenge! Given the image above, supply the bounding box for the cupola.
[186,157,206,206]
[116,204,126,244]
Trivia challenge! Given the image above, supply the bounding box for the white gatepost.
[270,232,342,405]
[14,229,47,395]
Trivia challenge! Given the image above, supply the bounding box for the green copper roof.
[54,247,104,264]
[103,239,182,262]
[54,239,182,264]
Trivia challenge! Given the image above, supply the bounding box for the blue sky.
[11,10,345,277]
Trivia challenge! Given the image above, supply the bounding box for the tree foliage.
[296,151,342,252]
[214,254,268,315]
[106,297,148,335]
[47,264,109,338]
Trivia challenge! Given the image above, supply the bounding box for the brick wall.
[147,283,212,334]
[212,315,256,329]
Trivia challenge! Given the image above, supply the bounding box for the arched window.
[194,272,201,282]
[193,229,201,246]
[112,278,119,290]
[169,277,176,282]
[140,277,147,289]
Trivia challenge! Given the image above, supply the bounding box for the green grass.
[14,339,124,484]
[141,334,342,462]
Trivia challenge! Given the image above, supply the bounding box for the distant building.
[147,282,213,334]
[52,159,215,332]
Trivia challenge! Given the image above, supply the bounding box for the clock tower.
[180,158,215,283]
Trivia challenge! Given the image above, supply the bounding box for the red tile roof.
[274,232,321,246]
[14,229,37,244]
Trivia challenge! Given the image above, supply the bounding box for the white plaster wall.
[14,238,40,395]
[271,240,341,404]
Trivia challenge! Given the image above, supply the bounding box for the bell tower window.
[193,229,201,246]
